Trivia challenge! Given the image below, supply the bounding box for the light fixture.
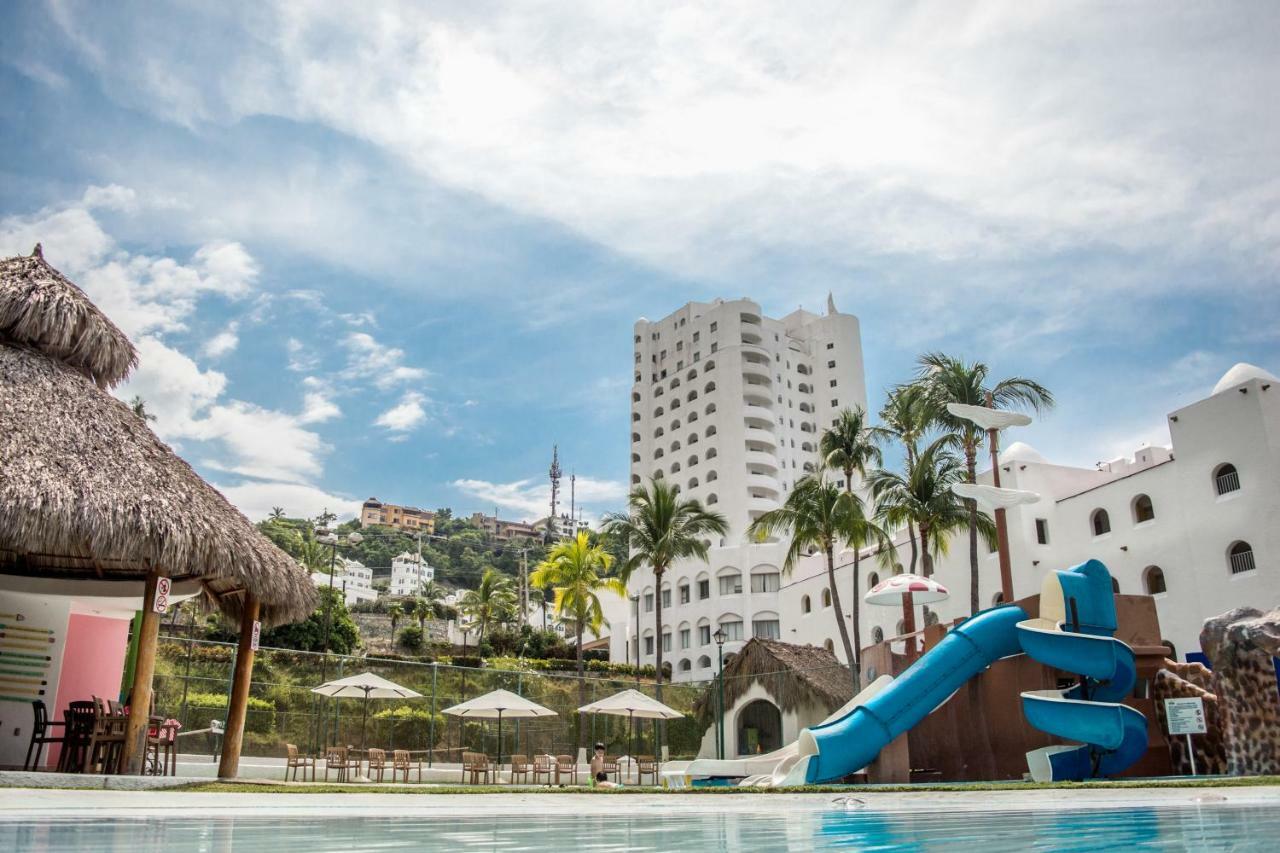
[713,627,727,647]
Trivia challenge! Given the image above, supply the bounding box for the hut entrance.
[736,699,782,756]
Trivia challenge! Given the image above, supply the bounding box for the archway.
[736,699,783,756]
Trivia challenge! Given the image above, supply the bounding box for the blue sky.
[2,2,1278,523]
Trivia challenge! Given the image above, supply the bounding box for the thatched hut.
[693,638,853,759]
[0,245,315,776]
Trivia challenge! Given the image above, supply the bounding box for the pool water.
[1,803,1273,851]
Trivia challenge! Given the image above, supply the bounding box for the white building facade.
[774,362,1280,666]
[310,558,377,607]
[611,296,869,681]
[389,551,435,597]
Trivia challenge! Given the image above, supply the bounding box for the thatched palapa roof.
[693,638,854,719]
[0,246,315,626]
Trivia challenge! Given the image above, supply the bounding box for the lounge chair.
[23,701,66,771]
[509,754,531,784]
[366,748,388,782]
[462,750,495,784]
[285,744,316,781]
[601,755,620,783]
[554,753,577,785]
[636,755,658,786]
[532,754,554,785]
[392,749,422,783]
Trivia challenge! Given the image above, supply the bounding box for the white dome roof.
[1212,363,1278,395]
[998,441,1048,465]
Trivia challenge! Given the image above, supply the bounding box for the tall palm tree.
[916,353,1053,614]
[603,479,728,699]
[129,395,156,422]
[818,406,886,670]
[868,439,992,577]
[749,475,865,687]
[410,597,435,633]
[268,507,286,522]
[531,532,626,746]
[387,602,403,638]
[867,383,938,574]
[296,532,329,574]
[421,581,447,618]
[460,568,517,644]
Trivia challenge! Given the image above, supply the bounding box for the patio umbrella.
[578,689,683,781]
[442,689,556,770]
[311,672,422,750]
[865,575,950,662]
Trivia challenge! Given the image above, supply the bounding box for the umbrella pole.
[360,689,369,751]
[628,711,634,784]
[497,710,503,780]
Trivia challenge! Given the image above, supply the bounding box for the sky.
[2,2,1278,525]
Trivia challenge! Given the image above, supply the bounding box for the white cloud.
[452,475,627,521]
[213,481,362,523]
[203,322,240,358]
[342,332,428,389]
[374,391,427,432]
[82,184,138,213]
[300,388,342,424]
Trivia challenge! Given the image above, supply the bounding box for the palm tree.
[296,532,329,574]
[603,479,728,699]
[459,568,517,644]
[531,532,626,746]
[410,597,435,633]
[867,383,938,573]
[916,353,1053,614]
[818,406,886,669]
[387,602,403,638]
[749,475,866,687]
[868,439,992,577]
[421,581,447,618]
[269,507,286,522]
[129,395,156,422]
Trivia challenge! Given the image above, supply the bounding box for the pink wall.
[44,613,131,768]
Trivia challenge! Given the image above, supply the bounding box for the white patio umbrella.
[442,689,557,769]
[311,672,422,750]
[578,689,683,780]
[865,575,950,661]
[951,482,1041,510]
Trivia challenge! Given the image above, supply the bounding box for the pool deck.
[2,784,1278,818]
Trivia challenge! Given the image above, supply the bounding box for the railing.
[1216,470,1241,495]
[1229,548,1256,575]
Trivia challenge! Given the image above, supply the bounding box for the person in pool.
[594,771,620,789]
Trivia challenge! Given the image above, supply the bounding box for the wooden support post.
[121,567,165,774]
[218,595,260,779]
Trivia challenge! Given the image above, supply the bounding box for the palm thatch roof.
[0,246,314,627]
[0,245,136,389]
[693,638,853,719]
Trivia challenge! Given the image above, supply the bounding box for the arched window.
[707,493,718,505]
[992,591,1005,605]
[867,572,880,589]
[1133,494,1155,523]
[654,426,664,438]
[697,655,711,669]
[1143,566,1167,595]
[705,381,717,394]
[670,461,681,473]
[800,594,811,614]
[821,588,831,608]
[706,448,718,460]
[631,432,640,443]
[671,398,681,410]
[704,360,715,372]
[632,412,640,422]
[654,448,664,459]
[1214,463,1240,495]
[705,425,717,437]
[1111,577,1120,593]
[671,440,681,452]
[679,658,691,672]
[687,477,699,489]
[823,638,834,654]
[1228,541,1255,574]
[688,433,698,445]
[705,403,717,415]
[1091,508,1111,537]
[631,474,641,484]
[632,391,640,403]
[688,454,699,467]
[895,619,906,634]
[706,470,718,482]
[871,626,884,644]
[652,469,664,479]
[631,453,640,463]
[687,390,698,403]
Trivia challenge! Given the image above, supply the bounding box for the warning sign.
[1164,697,1207,735]
[250,620,261,651]
[152,577,171,614]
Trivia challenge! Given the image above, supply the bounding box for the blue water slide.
[802,604,1027,784]
[1017,559,1148,782]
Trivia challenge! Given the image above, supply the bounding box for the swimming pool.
[1,802,1273,851]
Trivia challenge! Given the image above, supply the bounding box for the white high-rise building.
[612,296,868,680]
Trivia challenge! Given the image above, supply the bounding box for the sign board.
[1164,697,1207,735]
[250,621,261,652]
[152,577,171,614]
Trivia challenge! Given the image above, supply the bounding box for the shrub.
[397,625,424,649]
[185,691,276,734]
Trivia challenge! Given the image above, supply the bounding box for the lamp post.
[713,627,727,760]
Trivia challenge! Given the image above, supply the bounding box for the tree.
[916,353,1053,614]
[410,597,435,633]
[295,532,330,574]
[261,586,359,654]
[749,475,866,687]
[603,479,728,702]
[819,406,886,665]
[387,602,403,637]
[129,396,156,423]
[867,438,991,577]
[421,581,447,618]
[269,507,286,522]
[867,384,938,574]
[531,532,626,746]
[459,568,517,643]
[314,507,338,530]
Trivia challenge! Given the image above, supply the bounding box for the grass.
[173,776,1280,795]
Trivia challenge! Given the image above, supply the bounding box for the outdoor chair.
[144,719,180,776]
[392,749,422,783]
[462,750,494,784]
[601,755,620,783]
[636,755,658,786]
[554,753,577,785]
[23,700,66,771]
[83,697,127,774]
[285,743,316,782]
[509,754,531,784]
[58,701,96,773]
[366,748,388,782]
[324,746,351,783]
[532,754,554,785]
